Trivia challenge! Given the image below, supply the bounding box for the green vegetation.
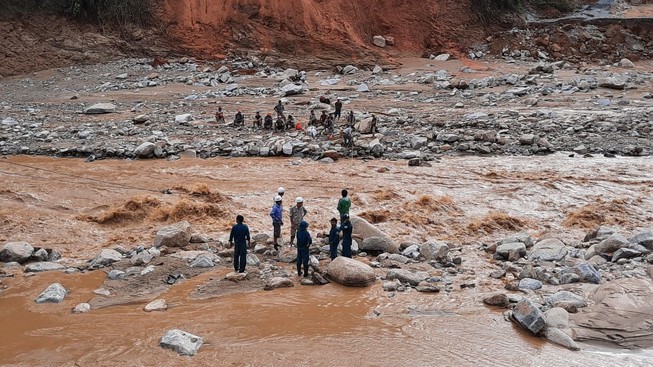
[0,0,152,27]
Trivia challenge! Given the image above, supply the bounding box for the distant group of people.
[214,98,365,146]
[228,187,354,277]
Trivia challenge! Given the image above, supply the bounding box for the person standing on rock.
[229,215,251,273]
[340,214,353,258]
[289,197,307,246]
[296,220,313,277]
[334,98,343,121]
[328,217,340,260]
[338,189,351,223]
[274,100,285,121]
[346,110,355,125]
[270,195,284,251]
[370,114,378,135]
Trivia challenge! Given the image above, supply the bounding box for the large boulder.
[25,262,66,273]
[326,257,376,287]
[89,249,123,268]
[264,277,295,290]
[495,242,526,260]
[0,242,34,263]
[134,142,157,158]
[360,237,395,253]
[483,293,510,307]
[420,241,449,261]
[35,283,67,303]
[154,221,192,248]
[84,103,116,114]
[528,238,568,261]
[280,83,305,96]
[354,117,373,134]
[570,278,653,349]
[511,299,546,335]
[629,230,653,250]
[131,250,153,266]
[385,269,426,286]
[545,291,588,309]
[563,263,601,284]
[545,327,580,351]
[594,234,629,255]
[349,216,395,252]
[159,329,203,356]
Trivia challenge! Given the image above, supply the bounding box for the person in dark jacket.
[340,214,353,258]
[234,110,245,126]
[334,98,343,120]
[229,215,251,273]
[296,220,313,277]
[264,113,273,129]
[328,218,339,260]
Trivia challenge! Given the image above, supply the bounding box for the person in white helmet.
[277,187,285,198]
[270,195,284,251]
[289,197,307,246]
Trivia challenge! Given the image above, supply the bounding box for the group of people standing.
[228,187,355,277]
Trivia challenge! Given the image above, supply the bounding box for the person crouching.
[296,220,312,277]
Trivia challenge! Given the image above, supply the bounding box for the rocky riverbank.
[3,216,653,355]
[1,56,651,162]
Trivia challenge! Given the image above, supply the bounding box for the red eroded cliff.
[160,0,485,66]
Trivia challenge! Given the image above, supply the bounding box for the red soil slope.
[160,0,485,66]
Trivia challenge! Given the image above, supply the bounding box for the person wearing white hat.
[277,187,285,197]
[289,196,307,246]
[270,195,284,251]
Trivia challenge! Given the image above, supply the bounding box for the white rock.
[84,103,116,114]
[619,58,635,68]
[35,283,67,303]
[372,35,386,48]
[431,53,451,61]
[72,303,91,313]
[144,299,168,312]
[357,83,370,92]
[280,83,305,96]
[159,329,203,356]
[175,114,192,123]
[372,65,383,74]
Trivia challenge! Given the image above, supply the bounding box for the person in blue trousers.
[328,217,340,260]
[229,215,251,273]
[296,220,313,277]
[340,214,353,258]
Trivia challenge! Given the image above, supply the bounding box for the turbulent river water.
[1,154,652,366]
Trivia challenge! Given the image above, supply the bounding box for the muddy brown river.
[1,155,653,366]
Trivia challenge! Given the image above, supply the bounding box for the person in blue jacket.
[328,218,340,260]
[229,215,251,273]
[270,195,283,251]
[296,220,313,277]
[340,214,353,258]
